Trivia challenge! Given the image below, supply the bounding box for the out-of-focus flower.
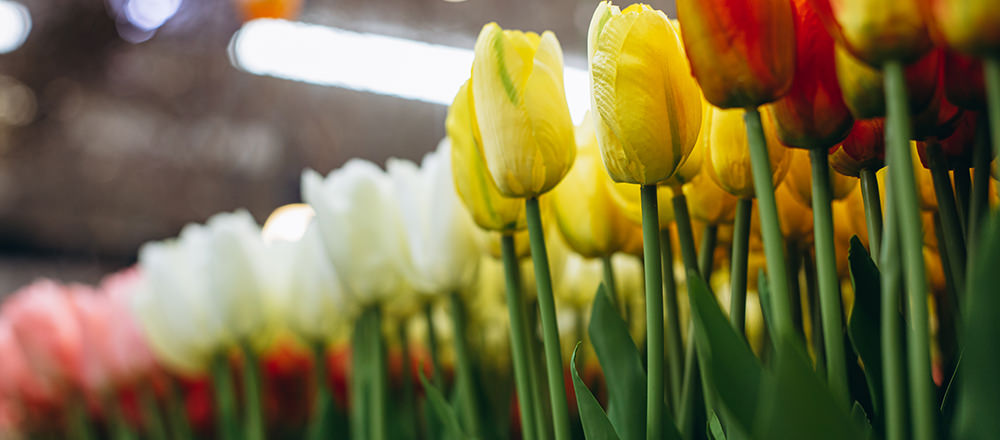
[907,143,939,211]
[706,106,791,198]
[271,222,345,343]
[676,0,795,108]
[0,319,57,410]
[97,269,158,386]
[446,80,525,232]
[471,23,576,197]
[388,141,483,295]
[551,113,634,258]
[784,148,858,207]
[303,160,410,306]
[2,281,97,394]
[606,182,675,229]
[589,2,703,185]
[767,0,853,149]
[834,44,939,119]
[553,253,603,311]
[810,0,933,65]
[683,118,739,224]
[921,0,1000,57]
[942,50,985,110]
[832,187,869,275]
[234,0,302,21]
[829,118,887,177]
[759,181,815,244]
[911,54,963,141]
[916,111,979,170]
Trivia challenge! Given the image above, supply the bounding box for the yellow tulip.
[910,141,939,211]
[606,181,675,229]
[922,0,1000,57]
[683,119,739,224]
[832,188,869,275]
[769,181,815,243]
[588,2,703,185]
[446,80,525,232]
[484,229,531,260]
[784,148,858,207]
[664,98,710,187]
[471,23,576,198]
[551,113,634,258]
[706,106,791,198]
[812,0,933,65]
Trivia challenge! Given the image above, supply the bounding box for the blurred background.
[0,0,676,292]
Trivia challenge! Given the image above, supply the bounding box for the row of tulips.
[5,0,1000,438]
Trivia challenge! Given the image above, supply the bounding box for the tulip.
[768,0,853,150]
[943,50,986,110]
[589,2,703,185]
[471,23,576,198]
[684,172,739,226]
[446,80,525,232]
[834,44,939,119]
[921,0,1000,58]
[98,269,158,385]
[271,222,344,343]
[784,149,858,206]
[706,106,791,199]
[830,119,887,178]
[911,55,963,141]
[675,0,795,108]
[0,319,58,412]
[810,0,933,66]
[550,113,634,259]
[605,182,674,229]
[917,111,979,170]
[770,182,815,245]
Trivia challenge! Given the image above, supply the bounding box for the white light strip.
[229,19,590,123]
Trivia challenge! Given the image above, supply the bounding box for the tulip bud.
[767,0,853,149]
[551,113,635,258]
[829,118,887,177]
[810,0,933,65]
[706,106,792,198]
[921,0,1000,57]
[588,2,703,185]
[753,182,813,244]
[916,111,979,170]
[676,0,795,108]
[606,181,675,230]
[683,128,739,224]
[472,23,576,198]
[784,149,858,208]
[943,50,986,110]
[834,44,939,119]
[446,80,526,232]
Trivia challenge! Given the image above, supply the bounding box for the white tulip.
[386,139,483,297]
[276,221,345,342]
[302,159,410,306]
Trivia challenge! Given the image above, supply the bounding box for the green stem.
[398,322,417,440]
[879,163,907,440]
[698,224,718,278]
[677,324,702,440]
[803,249,825,375]
[884,60,935,440]
[671,192,700,276]
[786,240,804,337]
[523,300,549,440]
[423,303,444,388]
[601,256,620,313]
[968,113,991,259]
[450,292,482,436]
[138,383,167,440]
[67,396,95,440]
[730,198,752,335]
[660,228,684,414]
[211,353,240,440]
[240,342,264,440]
[350,312,369,440]
[744,107,795,343]
[308,341,332,440]
[500,233,539,440]
[809,148,850,406]
[860,168,884,263]
[109,391,137,440]
[953,168,971,234]
[927,141,968,296]
[672,190,707,437]
[984,57,1000,159]
[369,306,389,440]
[640,185,666,440]
[166,379,193,440]
[524,197,571,440]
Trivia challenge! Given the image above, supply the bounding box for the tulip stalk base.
[67,397,96,440]
[884,60,935,440]
[809,148,850,406]
[423,303,444,388]
[500,233,540,440]
[524,197,571,440]
[138,384,167,440]
[601,256,620,313]
[730,198,752,335]
[744,107,794,343]
[240,343,265,440]
[166,379,194,440]
[450,292,482,436]
[369,306,389,440]
[660,228,683,412]
[211,354,240,440]
[640,185,666,440]
[859,168,884,261]
[927,142,968,297]
[879,164,906,440]
[307,342,332,440]
[969,116,991,269]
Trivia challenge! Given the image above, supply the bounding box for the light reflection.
[0,0,31,54]
[229,19,590,123]
[262,203,315,244]
[124,0,182,31]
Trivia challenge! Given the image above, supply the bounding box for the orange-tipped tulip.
[676,0,795,108]
[921,0,1000,57]
[768,0,853,149]
[834,44,939,119]
[810,0,933,65]
[830,118,887,177]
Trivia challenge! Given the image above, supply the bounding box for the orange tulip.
[834,44,939,119]
[767,0,853,149]
[829,118,886,177]
[810,0,933,65]
[921,0,1000,57]
[676,0,795,108]
[943,50,985,110]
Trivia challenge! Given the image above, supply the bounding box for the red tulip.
[917,111,979,169]
[829,118,887,177]
[768,0,853,149]
[943,50,986,110]
[912,52,963,141]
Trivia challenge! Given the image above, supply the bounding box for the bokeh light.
[0,0,31,54]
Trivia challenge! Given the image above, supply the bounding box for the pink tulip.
[96,268,157,385]
[0,319,57,410]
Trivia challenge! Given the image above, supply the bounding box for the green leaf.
[707,412,726,440]
[587,284,646,440]
[955,212,1000,439]
[846,236,883,418]
[570,343,620,440]
[756,270,774,338]
[418,369,469,439]
[851,401,874,440]
[687,270,763,435]
[753,335,863,440]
